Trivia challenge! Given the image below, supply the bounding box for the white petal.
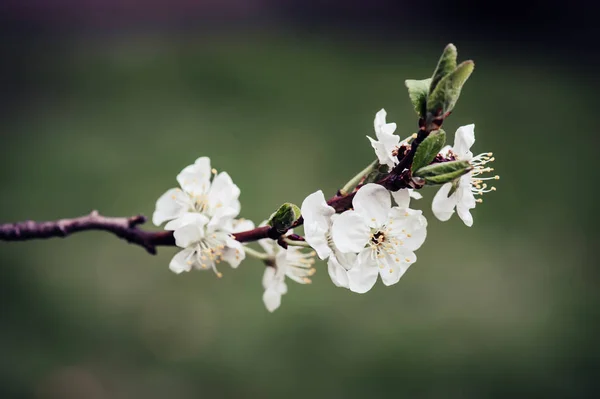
[368,136,396,170]
[409,189,423,200]
[388,208,428,251]
[262,266,277,289]
[438,145,452,157]
[327,256,350,289]
[207,205,240,233]
[457,205,474,227]
[431,183,457,222]
[230,218,255,233]
[353,183,391,227]
[263,286,282,312]
[380,122,397,137]
[208,172,241,209]
[304,221,331,260]
[373,109,387,133]
[176,157,212,195]
[301,190,335,259]
[453,124,475,158]
[173,214,209,247]
[169,248,195,274]
[347,250,379,293]
[221,237,245,268]
[391,189,411,208]
[379,251,414,286]
[331,210,370,253]
[152,188,191,226]
[164,212,209,231]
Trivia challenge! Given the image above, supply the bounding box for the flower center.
[184,233,239,278]
[192,194,210,213]
[368,225,413,273]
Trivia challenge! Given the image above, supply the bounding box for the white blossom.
[367,109,400,171]
[331,184,427,293]
[432,124,498,227]
[301,190,357,289]
[259,231,316,312]
[152,157,241,231]
[168,213,245,277]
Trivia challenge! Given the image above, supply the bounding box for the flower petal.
[328,255,351,289]
[457,205,474,227]
[165,212,209,232]
[373,109,387,133]
[331,210,370,253]
[230,218,255,233]
[176,157,212,195]
[409,189,423,200]
[263,286,282,312]
[262,266,277,289]
[453,124,475,158]
[152,188,192,226]
[208,172,241,209]
[379,251,414,286]
[301,190,335,259]
[391,188,411,208]
[347,250,379,293]
[221,237,245,268]
[432,183,457,222]
[353,183,391,227]
[368,136,395,170]
[169,248,195,274]
[172,213,209,247]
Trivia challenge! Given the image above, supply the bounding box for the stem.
[339,159,379,195]
[242,246,271,261]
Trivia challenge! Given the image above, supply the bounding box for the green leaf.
[405,78,432,118]
[427,60,474,117]
[268,203,301,233]
[430,44,457,93]
[411,129,446,173]
[413,160,472,185]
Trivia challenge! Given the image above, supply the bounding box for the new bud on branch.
[0,43,499,312]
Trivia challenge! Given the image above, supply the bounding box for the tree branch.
[0,211,175,254]
[0,128,433,255]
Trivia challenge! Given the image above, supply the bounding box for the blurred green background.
[1,5,599,397]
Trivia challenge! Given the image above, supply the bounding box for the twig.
[0,211,174,254]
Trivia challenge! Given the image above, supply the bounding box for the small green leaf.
[411,129,446,173]
[268,203,301,233]
[405,78,432,118]
[427,60,474,117]
[430,44,457,93]
[413,160,472,185]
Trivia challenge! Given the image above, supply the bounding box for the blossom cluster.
[153,110,497,312]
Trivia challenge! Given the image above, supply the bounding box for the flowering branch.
[0,44,500,312]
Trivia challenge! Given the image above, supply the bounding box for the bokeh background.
[1,1,599,398]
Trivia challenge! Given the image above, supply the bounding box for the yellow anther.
[405,257,411,262]
[389,268,394,274]
[211,168,217,174]
[406,233,412,238]
[216,272,223,278]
